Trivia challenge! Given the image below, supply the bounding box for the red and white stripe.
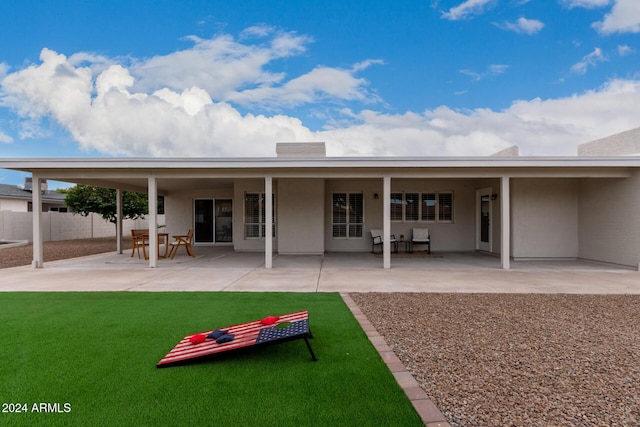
[157,310,309,367]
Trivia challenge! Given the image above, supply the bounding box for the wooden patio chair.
[157,310,315,368]
[130,229,149,259]
[370,229,398,253]
[168,228,195,259]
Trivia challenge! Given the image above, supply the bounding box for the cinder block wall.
[0,211,162,242]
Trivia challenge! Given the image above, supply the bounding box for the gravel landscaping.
[0,237,129,269]
[351,292,640,427]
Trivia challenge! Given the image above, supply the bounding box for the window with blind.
[390,192,453,222]
[244,193,276,239]
[332,192,364,239]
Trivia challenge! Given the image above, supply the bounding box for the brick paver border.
[341,293,451,427]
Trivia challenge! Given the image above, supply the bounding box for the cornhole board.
[157,310,315,368]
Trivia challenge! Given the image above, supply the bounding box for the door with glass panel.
[194,199,233,244]
[476,188,492,252]
[214,199,233,243]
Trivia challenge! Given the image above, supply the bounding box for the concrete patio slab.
[0,249,639,294]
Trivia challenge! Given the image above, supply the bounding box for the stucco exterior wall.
[324,178,479,253]
[324,179,379,252]
[511,179,579,259]
[233,179,277,252]
[578,173,640,268]
[277,179,325,254]
[164,188,233,244]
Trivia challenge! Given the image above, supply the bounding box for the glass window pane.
[439,193,453,221]
[244,224,259,239]
[421,193,436,221]
[332,192,363,239]
[405,193,419,221]
[349,193,363,224]
[332,193,347,224]
[390,193,403,221]
[333,224,346,238]
[245,194,259,223]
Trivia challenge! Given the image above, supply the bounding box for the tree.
[64,185,149,224]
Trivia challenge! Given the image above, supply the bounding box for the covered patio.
[0,247,638,293]
[1,149,640,273]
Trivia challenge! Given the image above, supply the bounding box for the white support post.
[265,176,273,269]
[148,177,158,268]
[31,175,44,268]
[116,189,123,255]
[501,176,511,270]
[383,176,391,269]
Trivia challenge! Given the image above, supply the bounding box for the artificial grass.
[0,292,423,426]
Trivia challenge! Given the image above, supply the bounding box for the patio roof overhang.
[3,155,640,271]
[0,156,637,193]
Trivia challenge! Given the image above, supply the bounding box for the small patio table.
[142,232,169,259]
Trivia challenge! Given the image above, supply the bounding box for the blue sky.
[1,0,640,186]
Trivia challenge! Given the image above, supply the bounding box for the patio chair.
[130,229,149,259]
[411,228,431,254]
[370,229,398,253]
[168,228,195,259]
[157,310,316,368]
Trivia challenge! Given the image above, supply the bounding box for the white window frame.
[390,191,454,223]
[243,193,276,240]
[331,192,364,239]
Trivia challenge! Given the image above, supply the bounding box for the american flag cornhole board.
[157,310,316,368]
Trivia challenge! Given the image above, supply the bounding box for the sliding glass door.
[194,199,233,244]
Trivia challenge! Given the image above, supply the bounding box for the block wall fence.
[0,211,164,242]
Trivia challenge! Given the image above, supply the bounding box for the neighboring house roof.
[0,183,66,203]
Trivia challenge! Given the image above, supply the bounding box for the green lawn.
[0,292,422,426]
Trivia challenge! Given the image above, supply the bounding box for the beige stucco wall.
[324,178,479,252]
[324,179,379,252]
[233,179,277,252]
[578,172,640,268]
[277,179,325,254]
[511,179,579,259]
[164,188,233,244]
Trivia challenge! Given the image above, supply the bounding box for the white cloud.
[571,47,606,74]
[2,30,640,159]
[0,129,13,143]
[441,0,496,20]
[593,0,640,34]
[560,0,610,8]
[322,79,640,157]
[130,31,311,98]
[240,25,275,39]
[618,44,635,56]
[460,64,509,81]
[496,17,545,34]
[0,62,9,80]
[227,63,382,108]
[0,46,317,156]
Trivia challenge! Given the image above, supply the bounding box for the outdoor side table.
[398,240,413,253]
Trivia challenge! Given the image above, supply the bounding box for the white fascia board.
[1,156,640,172]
